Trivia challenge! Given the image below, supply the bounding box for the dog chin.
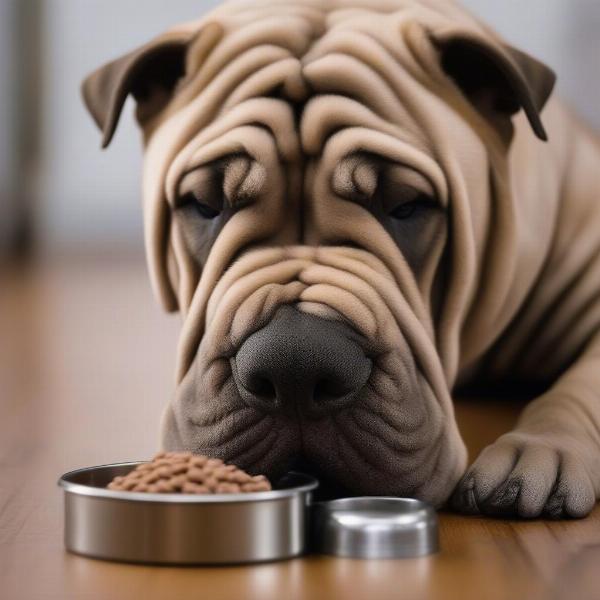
[295,395,460,504]
[296,410,463,505]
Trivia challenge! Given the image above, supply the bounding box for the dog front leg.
[452,333,600,518]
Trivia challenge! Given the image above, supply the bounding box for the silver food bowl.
[311,497,439,559]
[58,462,318,565]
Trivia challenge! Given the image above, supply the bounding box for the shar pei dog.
[82,0,600,518]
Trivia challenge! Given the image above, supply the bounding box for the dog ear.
[82,31,201,148]
[433,32,556,142]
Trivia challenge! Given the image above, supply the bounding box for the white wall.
[35,0,600,251]
[0,1,17,251]
[36,0,221,251]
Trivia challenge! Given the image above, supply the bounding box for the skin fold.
[82,0,600,517]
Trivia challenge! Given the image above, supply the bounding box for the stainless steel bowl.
[311,497,438,559]
[58,462,318,565]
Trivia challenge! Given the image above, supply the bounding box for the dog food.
[107,452,272,494]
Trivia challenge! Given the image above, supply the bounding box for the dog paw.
[450,432,596,519]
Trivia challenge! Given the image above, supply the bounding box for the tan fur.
[84,0,600,516]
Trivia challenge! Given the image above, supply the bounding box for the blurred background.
[0,0,599,261]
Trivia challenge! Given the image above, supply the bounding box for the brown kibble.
[181,481,195,493]
[170,461,188,475]
[155,479,173,493]
[216,482,241,493]
[212,466,230,479]
[229,471,252,484]
[155,466,172,479]
[189,455,207,468]
[203,476,219,491]
[241,481,272,492]
[182,481,210,494]
[170,474,186,490]
[141,471,160,485]
[107,453,271,495]
[187,467,205,483]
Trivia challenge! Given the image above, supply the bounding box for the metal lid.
[310,497,438,559]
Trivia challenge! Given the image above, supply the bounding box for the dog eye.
[176,166,224,219]
[380,163,438,221]
[388,193,437,220]
[179,192,222,219]
[175,153,265,220]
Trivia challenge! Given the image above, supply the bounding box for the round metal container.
[58,462,318,565]
[311,497,438,559]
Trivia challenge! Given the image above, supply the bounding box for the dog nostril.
[248,376,276,400]
[313,378,348,403]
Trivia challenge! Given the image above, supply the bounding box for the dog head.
[83,0,554,505]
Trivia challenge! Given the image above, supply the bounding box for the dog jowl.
[83,1,600,517]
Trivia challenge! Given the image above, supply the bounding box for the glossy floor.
[1,256,598,600]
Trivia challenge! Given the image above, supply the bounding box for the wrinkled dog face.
[84,0,554,505]
[157,7,465,504]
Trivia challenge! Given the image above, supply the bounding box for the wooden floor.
[1,256,599,600]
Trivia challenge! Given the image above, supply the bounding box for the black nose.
[232,305,371,418]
